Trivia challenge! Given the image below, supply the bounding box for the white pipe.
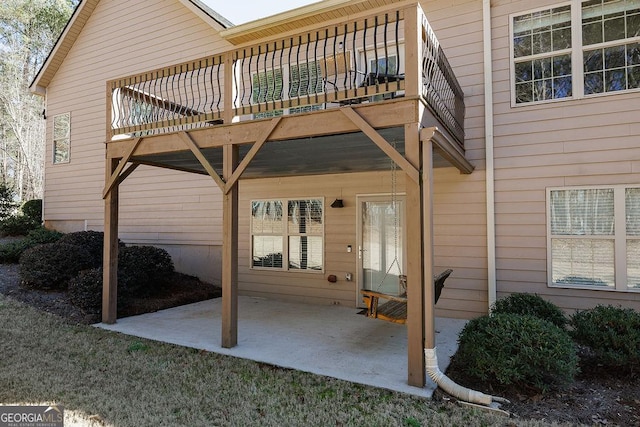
[483,0,497,309]
[425,348,509,406]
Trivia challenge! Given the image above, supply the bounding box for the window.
[53,113,70,164]
[548,186,640,291]
[512,1,640,105]
[251,199,323,271]
[252,62,324,118]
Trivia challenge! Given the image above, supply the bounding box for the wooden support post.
[102,157,119,324]
[405,122,425,387]
[422,138,435,349]
[221,144,239,348]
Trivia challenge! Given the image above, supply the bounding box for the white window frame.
[250,198,325,273]
[547,185,640,292]
[52,112,70,164]
[510,0,640,107]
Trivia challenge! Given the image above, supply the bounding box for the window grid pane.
[289,236,323,270]
[626,188,640,236]
[288,199,323,235]
[627,240,640,288]
[252,236,283,268]
[550,188,614,236]
[551,238,615,287]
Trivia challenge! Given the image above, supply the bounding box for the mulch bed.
[0,263,221,325]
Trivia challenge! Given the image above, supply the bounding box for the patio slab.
[96,296,466,398]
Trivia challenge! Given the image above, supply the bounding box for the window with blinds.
[548,186,640,291]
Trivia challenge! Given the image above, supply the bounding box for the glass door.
[357,196,405,297]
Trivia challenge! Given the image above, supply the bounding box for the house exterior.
[31,0,640,385]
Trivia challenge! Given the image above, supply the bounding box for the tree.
[0,0,78,202]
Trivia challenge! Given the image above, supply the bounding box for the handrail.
[106,3,465,147]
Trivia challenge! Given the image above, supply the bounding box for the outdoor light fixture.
[330,199,344,208]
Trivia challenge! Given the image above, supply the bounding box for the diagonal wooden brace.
[341,107,420,185]
[102,137,142,199]
[178,132,226,191]
[224,117,282,194]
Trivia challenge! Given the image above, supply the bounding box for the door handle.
[358,246,366,259]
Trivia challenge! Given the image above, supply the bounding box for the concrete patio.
[97,296,467,398]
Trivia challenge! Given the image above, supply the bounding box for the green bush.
[119,245,174,297]
[21,199,42,224]
[570,305,640,368]
[19,242,94,290]
[455,313,578,392]
[0,227,64,264]
[0,215,39,236]
[68,268,103,312]
[492,293,567,329]
[58,231,124,267]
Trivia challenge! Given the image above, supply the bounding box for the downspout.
[483,0,497,309]
[423,1,509,408]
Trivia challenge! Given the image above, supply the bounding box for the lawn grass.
[0,295,567,426]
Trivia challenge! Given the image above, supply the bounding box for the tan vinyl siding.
[491,0,640,312]
[44,0,232,281]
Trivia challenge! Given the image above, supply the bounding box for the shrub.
[0,227,63,264]
[25,227,64,245]
[570,305,640,368]
[21,199,42,224]
[454,313,578,392]
[119,245,174,297]
[0,239,31,263]
[19,242,94,290]
[58,231,124,267]
[491,293,567,329]
[68,268,104,312]
[0,214,39,236]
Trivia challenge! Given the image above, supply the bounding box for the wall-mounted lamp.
[330,199,344,208]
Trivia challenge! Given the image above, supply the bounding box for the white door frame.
[355,193,407,306]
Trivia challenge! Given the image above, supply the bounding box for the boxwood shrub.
[20,242,94,290]
[58,231,109,267]
[455,313,578,392]
[118,245,174,297]
[68,268,104,313]
[570,305,640,368]
[491,293,567,329]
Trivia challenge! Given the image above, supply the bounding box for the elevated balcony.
[105,2,469,178]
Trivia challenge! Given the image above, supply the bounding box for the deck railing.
[107,4,465,146]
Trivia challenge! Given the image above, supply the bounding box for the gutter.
[483,0,497,309]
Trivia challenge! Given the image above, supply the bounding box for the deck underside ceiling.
[132,127,453,178]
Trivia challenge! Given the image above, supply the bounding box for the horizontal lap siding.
[491,0,640,312]
[44,0,231,251]
[425,0,488,318]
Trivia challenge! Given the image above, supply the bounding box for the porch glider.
[360,269,453,324]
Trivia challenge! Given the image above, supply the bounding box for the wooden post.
[405,122,425,387]
[422,138,435,349]
[102,157,119,324]
[403,4,423,99]
[221,144,239,348]
[223,52,235,124]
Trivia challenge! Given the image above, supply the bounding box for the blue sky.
[202,0,321,25]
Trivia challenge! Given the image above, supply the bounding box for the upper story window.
[512,0,640,105]
[53,113,70,164]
